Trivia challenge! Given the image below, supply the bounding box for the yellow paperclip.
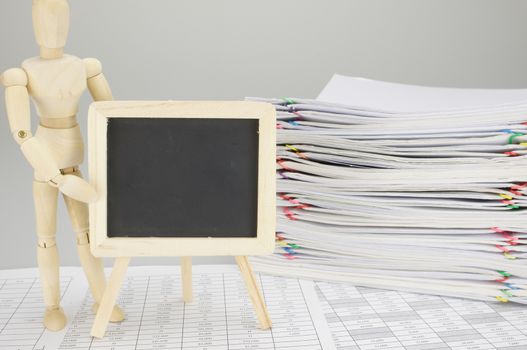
[495,296,509,303]
[504,253,517,260]
[286,144,300,152]
[499,193,513,200]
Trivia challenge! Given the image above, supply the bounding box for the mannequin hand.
[51,174,98,203]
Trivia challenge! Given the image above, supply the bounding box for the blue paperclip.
[282,247,296,254]
[504,283,519,290]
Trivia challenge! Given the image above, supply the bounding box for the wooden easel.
[87,102,276,339]
[90,256,271,338]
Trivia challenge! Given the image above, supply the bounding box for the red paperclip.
[280,194,293,201]
[280,194,311,210]
[504,151,519,156]
[508,237,519,246]
[283,207,297,220]
[496,245,511,253]
[292,111,304,120]
[276,157,292,170]
[510,182,527,195]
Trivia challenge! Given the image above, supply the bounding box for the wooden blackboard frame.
[88,101,276,257]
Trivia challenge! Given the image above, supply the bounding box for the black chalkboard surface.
[106,118,259,238]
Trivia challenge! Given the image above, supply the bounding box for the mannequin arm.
[1,68,96,203]
[2,69,31,142]
[84,58,113,101]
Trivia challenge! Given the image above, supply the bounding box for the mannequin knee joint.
[38,238,56,248]
[76,231,90,245]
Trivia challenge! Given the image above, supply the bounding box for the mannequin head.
[32,0,70,58]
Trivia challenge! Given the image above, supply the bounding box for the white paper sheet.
[4,266,527,350]
[0,267,85,350]
[316,281,527,350]
[0,266,336,350]
[317,74,527,112]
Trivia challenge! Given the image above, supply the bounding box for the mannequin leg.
[33,180,67,331]
[62,168,124,322]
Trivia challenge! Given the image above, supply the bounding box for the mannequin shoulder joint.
[1,68,28,87]
[83,58,103,79]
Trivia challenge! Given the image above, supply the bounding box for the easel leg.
[235,256,272,329]
[91,257,130,338]
[181,257,192,302]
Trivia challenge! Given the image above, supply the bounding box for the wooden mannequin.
[0,0,124,331]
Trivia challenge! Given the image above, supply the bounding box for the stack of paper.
[248,78,527,304]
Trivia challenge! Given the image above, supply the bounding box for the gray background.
[1,0,527,269]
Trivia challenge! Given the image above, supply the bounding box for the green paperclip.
[287,243,300,249]
[508,204,520,210]
[501,289,513,298]
[498,270,511,277]
[508,133,524,144]
[283,98,296,105]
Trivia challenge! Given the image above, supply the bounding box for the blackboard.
[89,101,275,257]
[106,118,259,238]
